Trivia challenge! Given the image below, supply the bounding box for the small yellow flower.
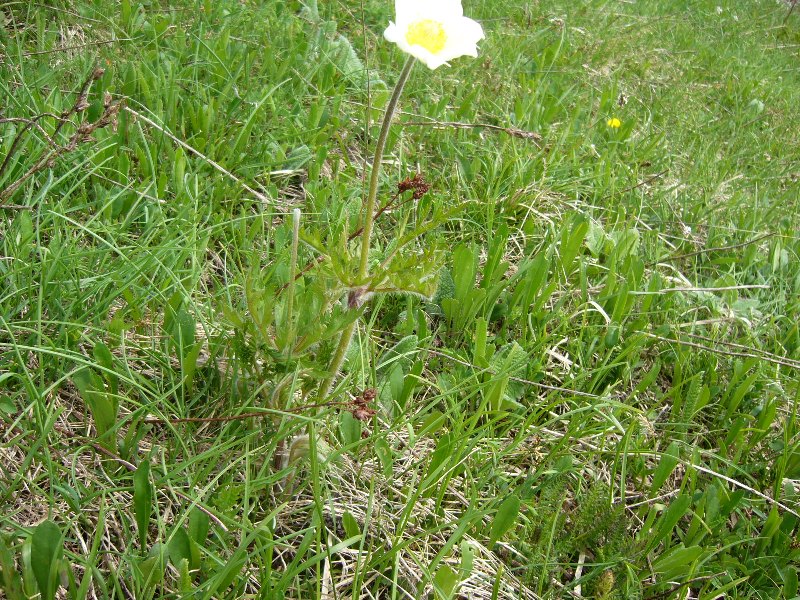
[384,0,485,70]
[607,117,622,128]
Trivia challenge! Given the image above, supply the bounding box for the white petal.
[395,0,463,23]
[453,15,485,43]
[386,3,483,70]
[428,0,464,19]
[437,16,484,62]
[384,21,402,43]
[395,0,429,23]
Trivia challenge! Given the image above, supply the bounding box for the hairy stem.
[357,55,415,279]
[317,56,415,400]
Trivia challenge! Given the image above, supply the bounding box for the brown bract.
[350,388,377,422]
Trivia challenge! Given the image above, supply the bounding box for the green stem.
[358,55,415,279]
[317,319,356,400]
[318,56,415,400]
[285,208,301,357]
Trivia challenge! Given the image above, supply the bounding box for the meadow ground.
[1,0,800,598]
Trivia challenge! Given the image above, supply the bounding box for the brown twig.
[643,331,800,370]
[21,39,129,58]
[60,68,101,129]
[401,118,543,147]
[0,419,228,532]
[647,232,774,267]
[123,105,271,205]
[783,0,798,25]
[0,113,57,178]
[599,169,669,203]
[0,67,122,204]
[426,348,603,399]
[643,574,719,600]
[682,331,800,370]
[0,115,68,175]
[142,400,352,425]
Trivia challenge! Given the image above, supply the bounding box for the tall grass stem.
[286,207,301,356]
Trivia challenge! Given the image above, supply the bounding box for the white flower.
[384,0,485,70]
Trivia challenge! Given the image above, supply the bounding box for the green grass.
[1,0,800,598]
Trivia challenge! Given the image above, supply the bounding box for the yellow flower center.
[406,19,447,54]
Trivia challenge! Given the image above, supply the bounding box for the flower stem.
[358,55,415,279]
[317,56,415,400]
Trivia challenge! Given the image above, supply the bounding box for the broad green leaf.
[433,564,459,599]
[650,442,680,495]
[484,374,509,412]
[188,508,210,545]
[31,521,63,600]
[341,512,361,540]
[473,317,488,368]
[585,221,608,257]
[374,437,394,478]
[782,565,798,599]
[133,461,152,550]
[427,433,455,482]
[170,308,196,359]
[481,224,509,291]
[756,507,781,553]
[180,341,202,390]
[377,335,418,374]
[432,268,455,306]
[648,494,691,552]
[459,541,475,579]
[93,341,117,394]
[0,396,15,415]
[72,368,117,438]
[417,411,445,438]
[136,544,167,590]
[652,545,703,579]
[490,494,521,545]
[609,228,640,261]
[135,555,163,588]
[178,555,192,591]
[340,411,361,446]
[559,218,589,277]
[168,527,191,566]
[452,245,477,300]
[388,363,405,406]
[202,540,247,598]
[0,535,25,598]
